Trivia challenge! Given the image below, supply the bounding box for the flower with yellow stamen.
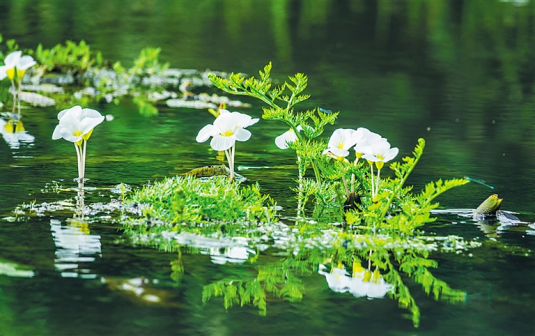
[52,106,104,181]
[0,51,21,81]
[196,109,258,180]
[323,128,360,159]
[275,125,303,149]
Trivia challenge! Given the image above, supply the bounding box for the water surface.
[1,1,534,335]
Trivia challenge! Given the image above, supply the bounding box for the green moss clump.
[125,176,276,228]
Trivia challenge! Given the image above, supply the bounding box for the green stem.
[10,79,16,115]
[74,143,82,181]
[376,168,381,196]
[82,140,87,180]
[17,79,21,115]
[369,163,375,199]
[341,175,350,199]
[377,157,421,225]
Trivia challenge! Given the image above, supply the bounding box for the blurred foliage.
[31,40,103,74]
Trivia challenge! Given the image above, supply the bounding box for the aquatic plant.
[196,109,259,180]
[209,64,468,231]
[52,106,104,181]
[123,175,275,229]
[0,50,36,114]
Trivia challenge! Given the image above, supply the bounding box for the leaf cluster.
[124,176,276,231]
[344,139,469,233]
[32,40,104,74]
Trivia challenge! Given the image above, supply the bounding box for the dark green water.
[1,0,535,335]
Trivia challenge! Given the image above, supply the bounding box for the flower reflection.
[0,260,34,278]
[210,246,255,264]
[350,263,394,299]
[0,114,35,149]
[319,263,393,299]
[49,185,101,279]
[318,264,352,293]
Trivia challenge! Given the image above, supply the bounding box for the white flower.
[361,138,399,170]
[275,125,302,149]
[16,55,36,78]
[0,51,21,81]
[196,109,258,151]
[354,129,381,157]
[52,106,104,144]
[323,128,360,158]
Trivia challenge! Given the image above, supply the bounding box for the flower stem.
[10,79,17,115]
[376,168,381,197]
[369,163,375,200]
[74,143,82,180]
[351,158,359,194]
[231,143,235,180]
[82,140,87,180]
[17,79,21,115]
[341,175,350,199]
[297,156,304,219]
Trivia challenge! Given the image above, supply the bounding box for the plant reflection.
[49,183,102,279]
[124,215,473,327]
[0,113,34,150]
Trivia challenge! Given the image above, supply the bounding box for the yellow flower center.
[74,130,83,137]
[16,68,26,79]
[222,130,234,137]
[337,141,344,149]
[6,68,15,80]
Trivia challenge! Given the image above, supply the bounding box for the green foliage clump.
[344,139,470,233]
[125,176,276,229]
[32,40,103,74]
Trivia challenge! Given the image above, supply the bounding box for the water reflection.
[124,213,474,327]
[49,184,101,279]
[318,263,394,300]
[0,113,34,150]
[0,259,34,278]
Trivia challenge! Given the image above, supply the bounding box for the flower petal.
[213,112,237,133]
[234,128,251,142]
[79,115,104,135]
[329,147,350,157]
[58,106,82,121]
[362,154,381,162]
[4,51,21,68]
[17,56,36,70]
[275,130,297,149]
[383,147,399,162]
[210,135,235,151]
[52,125,64,140]
[60,128,83,143]
[196,124,219,142]
[80,108,103,119]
